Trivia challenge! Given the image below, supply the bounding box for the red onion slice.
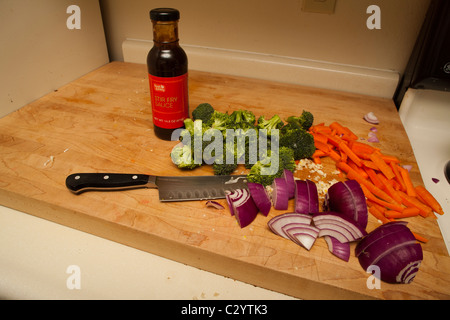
[268,213,312,239]
[313,212,367,243]
[247,182,271,216]
[324,236,351,262]
[294,180,319,215]
[325,180,368,229]
[272,177,289,210]
[282,169,296,199]
[355,222,423,284]
[283,224,319,250]
[226,189,259,228]
[205,200,225,210]
[364,112,379,125]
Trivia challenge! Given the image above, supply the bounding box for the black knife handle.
[66,173,156,194]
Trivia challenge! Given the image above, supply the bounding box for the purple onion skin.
[295,180,319,215]
[355,222,423,284]
[273,178,289,210]
[326,180,368,229]
[247,182,271,216]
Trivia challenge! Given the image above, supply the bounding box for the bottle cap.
[150,8,180,21]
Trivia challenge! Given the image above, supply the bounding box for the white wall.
[0,0,109,118]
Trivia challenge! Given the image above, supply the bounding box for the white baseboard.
[123,39,399,98]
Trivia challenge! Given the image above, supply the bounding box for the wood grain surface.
[0,62,449,299]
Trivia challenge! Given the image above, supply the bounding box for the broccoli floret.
[229,109,256,130]
[212,144,238,175]
[192,103,214,123]
[246,146,296,186]
[286,110,314,131]
[206,110,231,131]
[279,126,316,160]
[278,146,296,172]
[247,161,277,186]
[170,144,202,170]
[257,115,284,134]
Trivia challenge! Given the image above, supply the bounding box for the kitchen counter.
[1,62,449,300]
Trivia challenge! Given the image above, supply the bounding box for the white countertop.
[0,205,296,300]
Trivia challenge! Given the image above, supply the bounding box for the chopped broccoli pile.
[169,103,316,182]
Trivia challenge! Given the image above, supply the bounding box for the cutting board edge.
[0,189,379,300]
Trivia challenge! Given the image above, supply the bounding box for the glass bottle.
[147,8,189,141]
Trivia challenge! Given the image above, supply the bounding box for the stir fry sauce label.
[149,73,189,129]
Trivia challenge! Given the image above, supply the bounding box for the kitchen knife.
[65,173,248,202]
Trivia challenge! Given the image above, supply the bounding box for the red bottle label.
[149,73,189,129]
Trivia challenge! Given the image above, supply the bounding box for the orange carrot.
[415,185,444,215]
[312,150,327,158]
[364,167,384,189]
[360,184,405,212]
[399,166,417,197]
[339,141,362,167]
[369,152,395,180]
[368,205,391,224]
[336,161,352,174]
[350,141,377,156]
[397,190,433,217]
[347,168,400,206]
[348,160,368,179]
[385,207,420,219]
[313,157,321,165]
[315,140,331,154]
[361,160,379,170]
[412,232,429,243]
[377,173,403,203]
[312,132,328,144]
[328,149,341,162]
[390,163,407,192]
[381,154,400,163]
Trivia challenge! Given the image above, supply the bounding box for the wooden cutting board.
[1,62,449,299]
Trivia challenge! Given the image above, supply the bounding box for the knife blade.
[65,173,248,202]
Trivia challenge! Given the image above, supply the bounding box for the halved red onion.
[324,180,368,229]
[324,236,351,262]
[226,189,259,228]
[282,169,296,199]
[313,212,367,243]
[283,224,319,250]
[355,221,423,284]
[294,180,319,215]
[247,182,272,216]
[268,212,312,239]
[272,177,289,210]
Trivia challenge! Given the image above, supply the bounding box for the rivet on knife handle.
[65,173,155,194]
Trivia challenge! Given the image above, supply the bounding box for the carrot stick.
[377,173,403,203]
[399,166,417,197]
[347,168,400,206]
[315,140,331,154]
[397,190,433,217]
[328,149,341,162]
[364,167,383,189]
[361,160,379,170]
[312,132,328,144]
[348,160,368,179]
[360,184,405,212]
[381,154,400,163]
[368,205,391,224]
[350,141,377,156]
[339,141,362,167]
[369,152,395,180]
[313,156,321,165]
[312,150,327,158]
[412,232,429,243]
[385,207,420,219]
[390,163,406,192]
[415,185,444,215]
[336,161,352,174]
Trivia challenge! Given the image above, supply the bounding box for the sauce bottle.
[147,8,189,140]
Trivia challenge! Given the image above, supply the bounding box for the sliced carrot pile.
[309,122,446,243]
